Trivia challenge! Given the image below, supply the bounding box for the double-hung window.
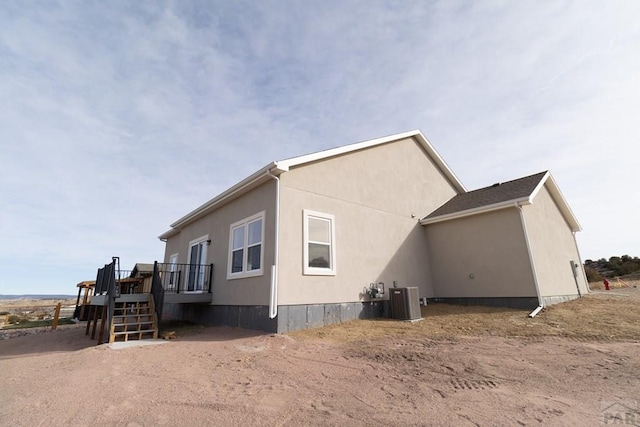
[303,210,336,275]
[227,211,265,279]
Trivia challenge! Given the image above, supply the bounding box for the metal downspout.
[516,203,544,316]
[572,231,590,293]
[266,171,280,319]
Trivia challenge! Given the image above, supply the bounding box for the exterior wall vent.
[390,287,421,320]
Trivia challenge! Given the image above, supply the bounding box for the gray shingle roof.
[424,171,548,220]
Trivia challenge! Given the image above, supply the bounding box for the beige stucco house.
[158,130,588,332]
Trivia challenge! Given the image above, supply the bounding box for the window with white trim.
[227,211,265,279]
[303,210,336,275]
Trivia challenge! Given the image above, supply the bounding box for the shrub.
[7,315,21,324]
[584,266,602,282]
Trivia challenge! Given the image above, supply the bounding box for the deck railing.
[87,259,117,344]
[154,263,214,294]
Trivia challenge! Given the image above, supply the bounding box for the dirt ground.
[1,288,639,426]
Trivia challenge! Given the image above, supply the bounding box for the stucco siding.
[277,136,459,305]
[280,137,458,217]
[425,208,537,298]
[162,181,277,306]
[523,185,588,298]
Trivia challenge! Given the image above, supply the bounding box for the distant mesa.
[0,294,76,300]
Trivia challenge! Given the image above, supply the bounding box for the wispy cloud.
[1,1,638,293]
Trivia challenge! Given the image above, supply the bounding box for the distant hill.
[0,294,76,300]
[584,255,640,281]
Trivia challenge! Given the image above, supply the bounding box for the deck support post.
[97,305,108,345]
[90,305,100,340]
[85,305,95,335]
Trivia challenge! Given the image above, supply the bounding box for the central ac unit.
[390,287,421,320]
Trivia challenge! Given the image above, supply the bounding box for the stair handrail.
[150,261,165,331]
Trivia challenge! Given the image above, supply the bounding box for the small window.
[227,211,265,279]
[303,210,336,275]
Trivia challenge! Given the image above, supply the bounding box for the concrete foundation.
[163,303,278,332]
[163,295,578,333]
[428,297,539,310]
[277,301,388,333]
[540,294,581,307]
[163,301,388,333]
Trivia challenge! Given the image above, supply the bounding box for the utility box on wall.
[390,287,421,320]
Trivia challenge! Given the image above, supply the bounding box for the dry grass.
[0,298,77,330]
[290,288,640,343]
[588,278,640,290]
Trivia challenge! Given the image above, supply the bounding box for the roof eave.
[276,130,467,194]
[276,130,423,170]
[412,131,467,194]
[421,173,583,233]
[160,162,284,239]
[542,174,582,232]
[158,228,179,240]
[159,130,468,240]
[420,197,531,226]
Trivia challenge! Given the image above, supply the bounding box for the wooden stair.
[109,295,158,343]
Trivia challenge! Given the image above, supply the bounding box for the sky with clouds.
[1,1,639,294]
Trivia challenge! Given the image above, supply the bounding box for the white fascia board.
[158,228,179,240]
[420,197,531,226]
[276,130,467,193]
[161,129,468,239]
[528,171,551,201]
[539,173,582,232]
[167,162,284,231]
[275,130,423,170]
[412,131,467,194]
